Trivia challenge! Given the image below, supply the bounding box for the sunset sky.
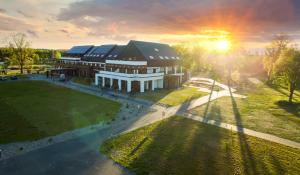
[0,0,300,50]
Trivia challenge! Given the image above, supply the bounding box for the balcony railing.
[96,70,164,78]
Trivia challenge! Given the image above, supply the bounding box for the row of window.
[84,54,118,58]
[148,56,180,60]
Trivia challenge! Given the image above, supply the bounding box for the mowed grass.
[137,87,208,106]
[0,81,121,144]
[101,116,300,175]
[190,83,300,142]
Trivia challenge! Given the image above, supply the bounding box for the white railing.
[106,60,147,66]
[97,71,164,78]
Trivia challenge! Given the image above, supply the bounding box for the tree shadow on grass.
[126,116,225,175]
[203,80,216,120]
[275,100,300,118]
[267,84,300,98]
[229,86,259,175]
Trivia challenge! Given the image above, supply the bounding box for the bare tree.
[7,33,33,74]
[263,34,290,82]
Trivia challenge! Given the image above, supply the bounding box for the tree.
[7,33,33,74]
[274,48,300,103]
[53,50,61,60]
[173,45,195,71]
[263,34,290,82]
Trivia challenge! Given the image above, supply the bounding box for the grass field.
[137,87,208,106]
[190,82,300,142]
[0,81,121,144]
[101,116,300,175]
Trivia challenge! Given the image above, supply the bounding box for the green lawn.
[101,116,300,175]
[0,81,121,144]
[137,87,208,106]
[190,83,300,142]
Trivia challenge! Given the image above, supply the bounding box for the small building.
[95,40,183,93]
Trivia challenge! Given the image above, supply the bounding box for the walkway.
[182,113,300,149]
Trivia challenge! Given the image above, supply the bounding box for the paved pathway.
[182,113,300,149]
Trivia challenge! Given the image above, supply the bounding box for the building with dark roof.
[55,40,184,92]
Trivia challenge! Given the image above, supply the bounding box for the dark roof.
[82,45,116,62]
[67,45,94,54]
[130,40,180,61]
[115,40,180,66]
[105,45,126,60]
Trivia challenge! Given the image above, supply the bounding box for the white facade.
[94,59,184,93]
[95,71,164,92]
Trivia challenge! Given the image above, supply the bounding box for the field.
[101,116,300,175]
[0,81,121,144]
[137,87,208,106]
[190,82,300,142]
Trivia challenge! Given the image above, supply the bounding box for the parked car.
[0,76,8,81]
[10,76,18,80]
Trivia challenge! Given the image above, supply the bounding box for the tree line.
[173,34,300,103]
[0,33,66,74]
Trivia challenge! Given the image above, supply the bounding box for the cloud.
[0,13,33,31]
[26,29,39,38]
[59,29,69,34]
[0,8,6,14]
[57,0,300,40]
[17,10,34,18]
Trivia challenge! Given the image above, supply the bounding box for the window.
[108,55,112,57]
[171,56,175,59]
[159,56,164,59]
[176,57,180,60]
[114,55,118,57]
[101,54,104,57]
[154,48,159,52]
[149,56,154,59]
[165,56,169,59]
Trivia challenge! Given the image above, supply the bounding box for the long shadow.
[228,85,258,175]
[125,116,225,175]
[267,84,300,98]
[203,80,216,120]
[275,100,300,118]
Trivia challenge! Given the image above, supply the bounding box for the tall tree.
[7,33,33,74]
[263,34,290,82]
[274,48,300,103]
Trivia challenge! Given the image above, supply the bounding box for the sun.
[216,40,231,51]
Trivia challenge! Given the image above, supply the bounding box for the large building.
[55,40,184,93]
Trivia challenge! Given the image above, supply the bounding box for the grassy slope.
[0,81,121,144]
[101,116,300,175]
[137,87,208,106]
[191,83,300,142]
